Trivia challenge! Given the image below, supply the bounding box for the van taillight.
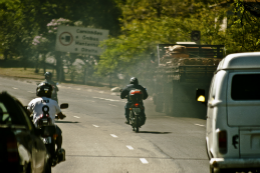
[6,136,19,162]
[218,130,227,154]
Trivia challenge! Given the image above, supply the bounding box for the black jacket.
[42,79,59,101]
[120,84,148,104]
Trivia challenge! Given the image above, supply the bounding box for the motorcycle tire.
[134,116,139,133]
[45,159,52,173]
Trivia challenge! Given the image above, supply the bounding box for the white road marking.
[73,116,80,118]
[111,93,116,95]
[110,134,118,138]
[99,91,104,93]
[106,99,120,101]
[194,124,205,127]
[93,125,99,127]
[86,100,96,102]
[12,87,18,89]
[87,89,92,92]
[140,158,149,164]
[77,88,81,90]
[126,145,134,150]
[109,104,118,107]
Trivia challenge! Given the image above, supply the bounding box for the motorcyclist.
[27,82,66,153]
[120,77,148,124]
[43,72,59,103]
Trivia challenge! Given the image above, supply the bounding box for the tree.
[97,0,227,76]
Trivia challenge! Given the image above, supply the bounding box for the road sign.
[191,31,200,42]
[55,26,109,55]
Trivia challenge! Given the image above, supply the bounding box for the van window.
[231,74,260,100]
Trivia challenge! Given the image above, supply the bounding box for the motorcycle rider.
[27,82,66,153]
[120,77,148,124]
[43,71,59,103]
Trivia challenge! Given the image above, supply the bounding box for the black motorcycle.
[36,103,68,173]
[128,89,145,133]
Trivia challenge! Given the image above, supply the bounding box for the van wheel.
[211,168,231,173]
[206,140,211,160]
[210,167,214,173]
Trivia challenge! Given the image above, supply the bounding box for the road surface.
[0,76,208,173]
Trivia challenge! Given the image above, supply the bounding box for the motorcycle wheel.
[134,116,139,133]
[45,159,52,173]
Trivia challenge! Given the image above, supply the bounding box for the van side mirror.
[196,88,206,102]
[60,103,69,109]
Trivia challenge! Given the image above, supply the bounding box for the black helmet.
[36,82,53,98]
[44,72,52,80]
[130,77,139,85]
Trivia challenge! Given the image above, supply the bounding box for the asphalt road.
[0,76,208,173]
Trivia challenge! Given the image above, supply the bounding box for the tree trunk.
[55,52,65,82]
[42,54,46,74]
[3,50,8,61]
[35,53,39,73]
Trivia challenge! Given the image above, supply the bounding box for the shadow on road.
[138,131,171,134]
[55,121,79,123]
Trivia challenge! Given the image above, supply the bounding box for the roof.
[217,52,260,70]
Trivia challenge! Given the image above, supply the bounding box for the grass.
[0,67,56,81]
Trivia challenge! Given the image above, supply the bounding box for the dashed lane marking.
[12,87,18,89]
[110,134,118,138]
[87,89,92,92]
[194,124,205,127]
[86,100,96,102]
[108,104,118,107]
[73,116,80,118]
[77,88,81,90]
[126,145,134,150]
[140,158,149,164]
[99,91,104,93]
[93,125,99,127]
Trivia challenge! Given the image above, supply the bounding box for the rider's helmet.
[130,77,139,85]
[44,72,52,80]
[36,82,53,98]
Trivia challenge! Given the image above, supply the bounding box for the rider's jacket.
[27,97,61,127]
[43,79,59,102]
[120,84,148,107]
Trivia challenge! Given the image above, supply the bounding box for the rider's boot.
[56,148,66,163]
[125,118,130,124]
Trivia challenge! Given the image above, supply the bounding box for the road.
[0,76,208,173]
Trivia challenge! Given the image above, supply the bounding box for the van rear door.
[227,72,260,157]
[227,73,260,127]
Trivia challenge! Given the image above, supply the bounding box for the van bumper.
[210,158,260,169]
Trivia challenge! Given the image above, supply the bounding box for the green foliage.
[97,0,227,75]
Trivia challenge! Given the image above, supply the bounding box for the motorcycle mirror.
[60,103,69,109]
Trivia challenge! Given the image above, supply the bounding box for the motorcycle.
[128,89,145,133]
[35,103,68,173]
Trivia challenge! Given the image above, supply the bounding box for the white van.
[196,52,260,173]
